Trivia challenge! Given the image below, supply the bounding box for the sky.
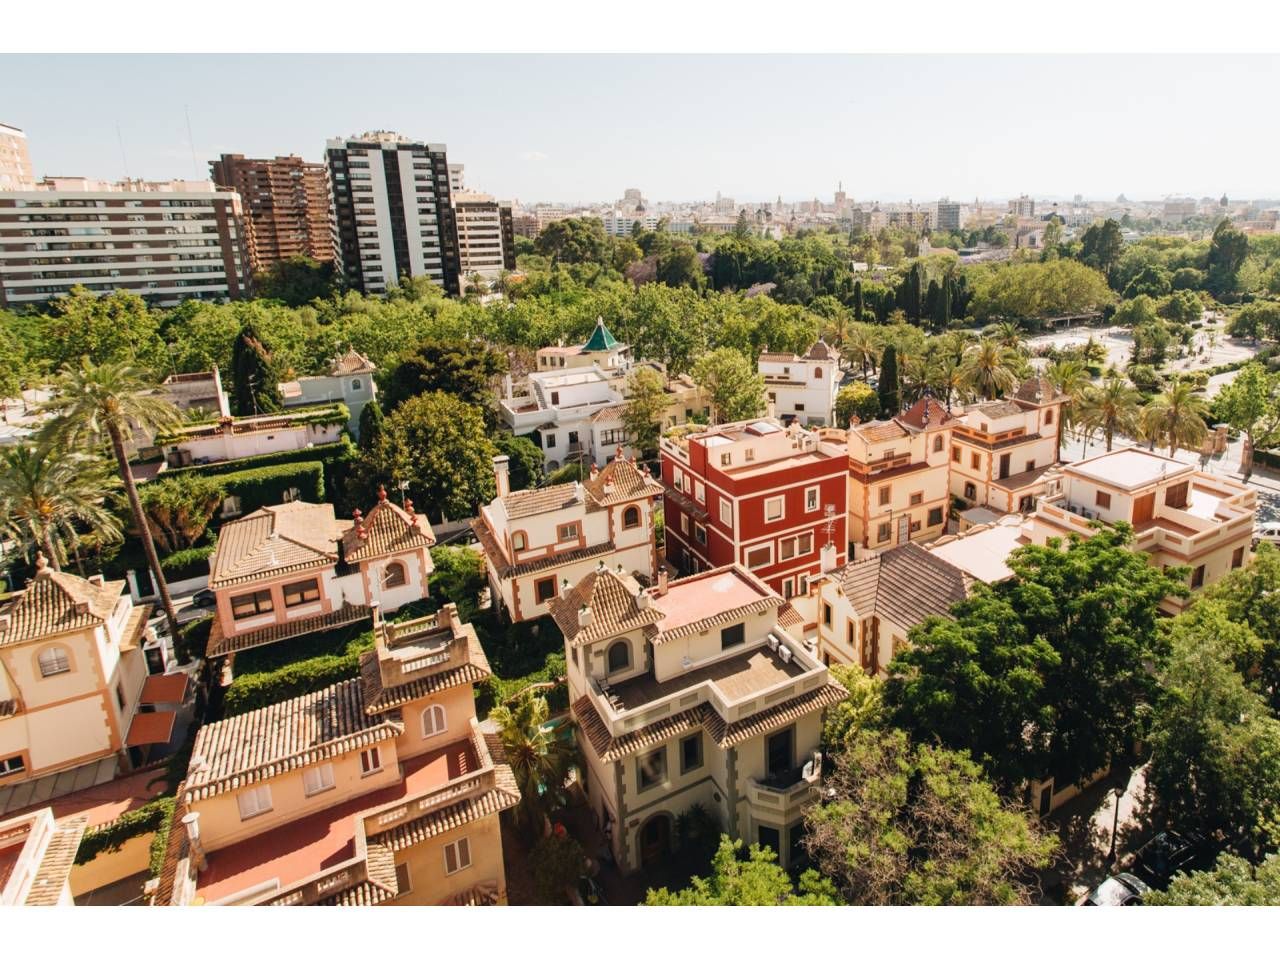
[3,53,1278,205]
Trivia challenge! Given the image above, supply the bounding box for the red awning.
[140,672,190,706]
[125,711,177,747]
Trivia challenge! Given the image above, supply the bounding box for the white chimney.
[820,542,838,573]
[578,606,593,628]
[636,591,652,610]
[493,455,511,498]
[88,574,105,586]
[657,569,669,596]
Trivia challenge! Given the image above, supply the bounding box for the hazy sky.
[4,53,1277,204]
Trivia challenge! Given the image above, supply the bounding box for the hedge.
[165,436,358,507]
[160,542,216,581]
[74,795,176,879]
[223,627,374,716]
[219,462,325,517]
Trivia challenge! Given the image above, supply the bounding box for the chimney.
[181,812,207,872]
[493,455,511,498]
[578,606,593,628]
[439,602,458,633]
[88,573,105,586]
[371,601,386,653]
[820,542,839,574]
[657,569,669,596]
[636,590,651,610]
[34,551,51,578]
[503,373,513,399]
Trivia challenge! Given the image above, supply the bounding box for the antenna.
[823,504,837,547]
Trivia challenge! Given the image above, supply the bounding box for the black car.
[1082,872,1150,906]
[1130,830,1216,890]
[190,588,216,608]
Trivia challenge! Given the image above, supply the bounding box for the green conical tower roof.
[582,316,619,353]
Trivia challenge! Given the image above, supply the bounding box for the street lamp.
[1106,782,1126,867]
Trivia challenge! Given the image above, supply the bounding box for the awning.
[125,711,177,748]
[140,672,190,706]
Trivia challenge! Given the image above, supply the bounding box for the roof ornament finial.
[377,484,387,502]
[353,507,366,540]
[405,498,416,522]
[34,550,50,577]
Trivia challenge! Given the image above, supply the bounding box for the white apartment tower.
[325,131,461,296]
[453,191,517,283]
[0,124,34,191]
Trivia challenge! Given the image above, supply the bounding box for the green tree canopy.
[1145,853,1280,905]
[621,366,669,459]
[967,258,1114,322]
[645,837,841,906]
[230,323,282,416]
[254,256,339,307]
[877,344,900,417]
[691,347,765,423]
[834,381,880,427]
[493,433,544,492]
[1214,363,1280,477]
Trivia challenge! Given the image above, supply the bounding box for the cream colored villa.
[205,490,435,658]
[0,559,180,789]
[155,604,519,906]
[472,453,661,622]
[554,563,846,873]
[1023,447,1256,613]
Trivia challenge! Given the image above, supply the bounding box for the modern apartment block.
[1023,448,1256,613]
[471,454,661,623]
[557,563,846,873]
[325,131,460,296]
[660,419,849,601]
[452,191,516,282]
[758,340,842,426]
[209,153,333,273]
[155,604,519,906]
[936,198,962,232]
[0,177,251,308]
[0,123,34,191]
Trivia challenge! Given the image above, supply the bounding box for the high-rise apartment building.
[0,123,34,191]
[209,153,332,274]
[936,199,962,232]
[0,177,251,308]
[452,191,516,281]
[325,131,460,296]
[1008,194,1036,218]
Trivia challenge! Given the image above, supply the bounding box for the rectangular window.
[680,734,703,774]
[877,522,891,543]
[971,453,981,470]
[231,590,273,620]
[443,837,472,875]
[797,532,812,555]
[744,448,755,462]
[783,578,795,600]
[557,523,579,541]
[303,763,335,797]
[780,538,796,561]
[283,579,321,608]
[680,513,690,534]
[1095,490,1112,509]
[1026,460,1036,472]
[544,433,556,448]
[822,603,832,627]
[394,862,412,896]
[909,492,923,507]
[795,403,805,411]
[719,500,732,526]
[237,784,273,820]
[568,430,578,445]
[764,496,784,522]
[797,573,808,595]
[1232,546,1245,569]
[1191,565,1206,589]
[933,435,944,453]
[720,453,731,467]
[928,507,944,527]
[0,755,26,777]
[534,577,557,603]
[746,545,772,569]
[695,481,705,504]
[757,825,781,855]
[805,486,820,512]
[952,445,961,462]
[721,623,745,649]
[638,747,667,791]
[694,524,707,545]
[1045,409,1054,425]
[964,482,977,500]
[360,747,382,776]
[878,486,890,506]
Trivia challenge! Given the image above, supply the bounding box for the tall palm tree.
[846,328,879,381]
[0,442,122,573]
[985,320,1027,354]
[899,352,930,406]
[929,354,965,411]
[1044,358,1092,449]
[1079,376,1143,452]
[1140,379,1210,458]
[960,338,1020,401]
[490,690,581,837]
[39,359,182,636]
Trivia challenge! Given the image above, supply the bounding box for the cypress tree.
[878,345,900,418]
[230,323,281,416]
[357,398,384,453]
[854,280,864,324]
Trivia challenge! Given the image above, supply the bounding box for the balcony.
[747,760,822,816]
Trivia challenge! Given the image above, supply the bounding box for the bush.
[472,613,567,718]
[224,648,366,716]
[75,795,176,881]
[529,830,586,905]
[170,436,358,511]
[428,546,486,622]
[175,616,211,664]
[219,462,324,517]
[160,541,216,581]
[545,461,588,485]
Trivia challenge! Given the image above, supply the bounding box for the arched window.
[422,704,447,738]
[607,640,631,674]
[38,646,71,678]
[622,506,641,530]
[512,532,527,551]
[384,562,407,588]
[351,379,363,391]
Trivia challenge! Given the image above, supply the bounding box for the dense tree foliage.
[645,837,840,906]
[253,256,340,307]
[380,338,509,416]
[230,323,282,416]
[691,347,765,423]
[1144,853,1280,905]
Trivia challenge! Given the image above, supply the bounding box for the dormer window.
[512,531,527,551]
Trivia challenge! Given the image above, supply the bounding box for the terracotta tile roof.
[572,679,847,761]
[1014,376,1063,404]
[206,602,371,658]
[150,796,189,906]
[375,786,520,851]
[830,542,971,631]
[582,457,662,508]
[22,815,88,906]
[777,602,804,630]
[897,396,955,430]
[207,502,341,589]
[589,403,626,423]
[358,634,492,714]
[805,340,839,361]
[317,841,398,906]
[851,419,909,443]
[341,495,435,563]
[118,603,152,652]
[759,352,799,362]
[971,400,1025,419]
[0,569,124,647]
[441,882,501,906]
[470,518,618,578]
[182,678,403,803]
[330,347,376,375]
[548,567,663,646]
[501,482,583,520]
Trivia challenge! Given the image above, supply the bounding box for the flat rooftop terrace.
[607,645,805,712]
[1065,448,1192,490]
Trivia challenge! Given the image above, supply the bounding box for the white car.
[1253,522,1280,549]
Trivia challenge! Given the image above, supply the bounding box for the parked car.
[1130,830,1216,890]
[1081,872,1150,906]
[1253,522,1280,549]
[190,588,216,608]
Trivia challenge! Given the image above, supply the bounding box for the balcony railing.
[747,761,822,814]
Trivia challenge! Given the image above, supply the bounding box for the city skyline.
[4,53,1279,205]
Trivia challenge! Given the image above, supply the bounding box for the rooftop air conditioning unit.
[767,635,779,652]
[778,646,792,664]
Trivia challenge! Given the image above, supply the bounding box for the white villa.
[759,340,842,427]
[279,348,378,438]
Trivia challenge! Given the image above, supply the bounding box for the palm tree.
[846,328,879,380]
[1140,379,1210,458]
[960,338,1020,401]
[1044,359,1092,448]
[38,359,182,635]
[0,442,122,573]
[899,352,930,406]
[929,354,965,411]
[1079,376,1143,452]
[490,690,581,837]
[985,320,1027,354]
